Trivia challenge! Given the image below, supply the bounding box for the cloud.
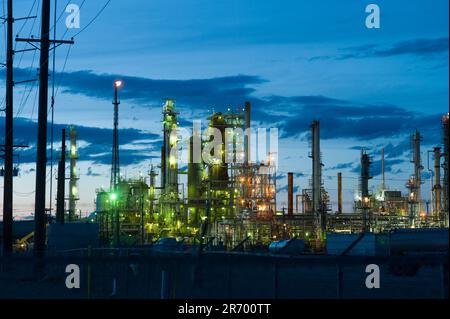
[310,37,449,61]
[6,69,444,145]
[10,68,266,114]
[277,185,300,193]
[351,158,405,177]
[276,172,305,181]
[326,162,354,171]
[271,96,442,141]
[0,117,160,166]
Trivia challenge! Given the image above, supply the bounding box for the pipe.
[245,101,251,165]
[337,172,342,214]
[311,121,323,235]
[381,148,385,189]
[287,172,293,216]
[434,147,442,216]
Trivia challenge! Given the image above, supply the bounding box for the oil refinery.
[76,95,449,252]
[0,0,448,301]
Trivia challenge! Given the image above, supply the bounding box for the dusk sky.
[0,0,448,218]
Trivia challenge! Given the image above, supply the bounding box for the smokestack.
[411,130,423,223]
[310,120,324,236]
[56,129,66,224]
[381,148,385,189]
[433,147,442,216]
[360,150,372,231]
[337,172,342,214]
[245,101,251,165]
[287,172,293,216]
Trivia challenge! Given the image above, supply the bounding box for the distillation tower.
[406,130,423,226]
[68,126,79,221]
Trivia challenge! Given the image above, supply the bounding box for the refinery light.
[114,80,123,88]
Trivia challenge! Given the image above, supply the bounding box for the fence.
[0,250,448,299]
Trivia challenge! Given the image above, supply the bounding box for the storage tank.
[326,233,390,256]
[96,191,110,213]
[389,228,448,254]
[269,238,305,255]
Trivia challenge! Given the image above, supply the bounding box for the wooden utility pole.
[2,0,14,254]
[56,129,66,224]
[15,0,74,262]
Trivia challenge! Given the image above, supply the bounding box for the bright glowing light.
[170,134,177,146]
[110,193,117,201]
[114,80,123,88]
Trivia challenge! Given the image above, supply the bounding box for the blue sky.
[0,0,448,217]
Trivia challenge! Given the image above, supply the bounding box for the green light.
[110,193,117,201]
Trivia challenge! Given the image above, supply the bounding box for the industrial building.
[87,95,449,251]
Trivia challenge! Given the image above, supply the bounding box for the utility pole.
[56,129,66,224]
[15,0,74,263]
[2,1,37,255]
[33,0,52,263]
[2,0,14,255]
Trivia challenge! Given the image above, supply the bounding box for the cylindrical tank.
[287,172,294,216]
[208,112,228,182]
[96,191,110,212]
[389,228,449,254]
[269,239,305,255]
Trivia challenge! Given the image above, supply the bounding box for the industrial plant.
[66,93,448,252]
[0,0,448,300]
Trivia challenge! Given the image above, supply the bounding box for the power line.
[72,0,111,38]
[15,0,38,35]
[60,0,86,40]
[49,0,59,216]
